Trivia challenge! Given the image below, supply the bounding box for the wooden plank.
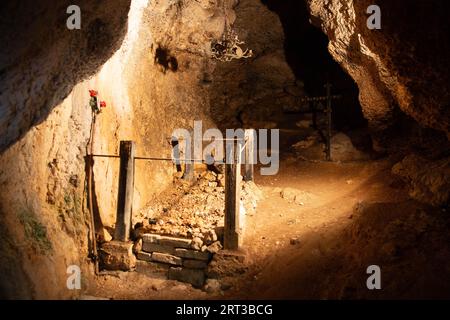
[224,144,241,250]
[183,162,195,181]
[114,140,135,241]
[181,133,195,181]
[244,129,255,182]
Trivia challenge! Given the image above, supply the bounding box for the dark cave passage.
[209,0,372,157]
[262,0,367,132]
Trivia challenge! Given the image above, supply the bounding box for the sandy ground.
[228,158,407,299]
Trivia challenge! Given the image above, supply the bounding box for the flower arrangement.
[89,90,106,114]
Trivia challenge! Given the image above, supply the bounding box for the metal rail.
[90,139,249,163]
[90,154,236,164]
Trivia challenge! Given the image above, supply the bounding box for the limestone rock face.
[0,0,132,153]
[0,0,235,298]
[209,0,302,129]
[392,154,450,206]
[307,0,450,134]
[0,0,233,298]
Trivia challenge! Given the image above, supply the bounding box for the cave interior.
[0,0,449,300]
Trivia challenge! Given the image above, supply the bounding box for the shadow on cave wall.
[261,0,367,132]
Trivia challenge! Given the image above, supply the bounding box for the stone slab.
[151,252,183,266]
[142,233,192,249]
[159,235,192,249]
[174,248,211,261]
[142,242,176,255]
[142,233,161,244]
[168,267,205,288]
[99,241,136,271]
[137,251,152,262]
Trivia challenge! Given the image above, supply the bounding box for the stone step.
[135,260,169,280]
[174,248,211,261]
[168,267,205,288]
[142,233,160,244]
[142,242,175,255]
[78,295,110,300]
[142,233,212,261]
[151,252,183,266]
[137,251,152,262]
[159,236,192,249]
[142,233,192,249]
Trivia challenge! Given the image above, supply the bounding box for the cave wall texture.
[0,0,132,299]
[0,0,131,153]
[307,0,450,135]
[0,0,449,298]
[0,0,237,299]
[209,0,301,129]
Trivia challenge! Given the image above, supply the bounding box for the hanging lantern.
[211,3,253,62]
[211,27,253,62]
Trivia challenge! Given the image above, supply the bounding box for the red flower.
[100,101,107,108]
[89,90,98,97]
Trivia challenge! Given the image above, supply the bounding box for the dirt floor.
[85,116,450,300]
[229,158,405,299]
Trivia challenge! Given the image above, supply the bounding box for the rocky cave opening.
[0,0,449,301]
[263,0,367,130]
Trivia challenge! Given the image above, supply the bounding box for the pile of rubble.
[292,131,371,162]
[132,169,263,246]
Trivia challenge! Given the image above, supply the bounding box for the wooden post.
[183,162,195,181]
[87,112,99,274]
[224,142,241,250]
[115,140,135,241]
[244,129,255,182]
[325,82,332,161]
[182,134,195,181]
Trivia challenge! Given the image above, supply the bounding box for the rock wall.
[0,0,236,298]
[0,0,131,299]
[307,0,450,134]
[209,0,301,129]
[0,0,132,153]
[392,154,450,207]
